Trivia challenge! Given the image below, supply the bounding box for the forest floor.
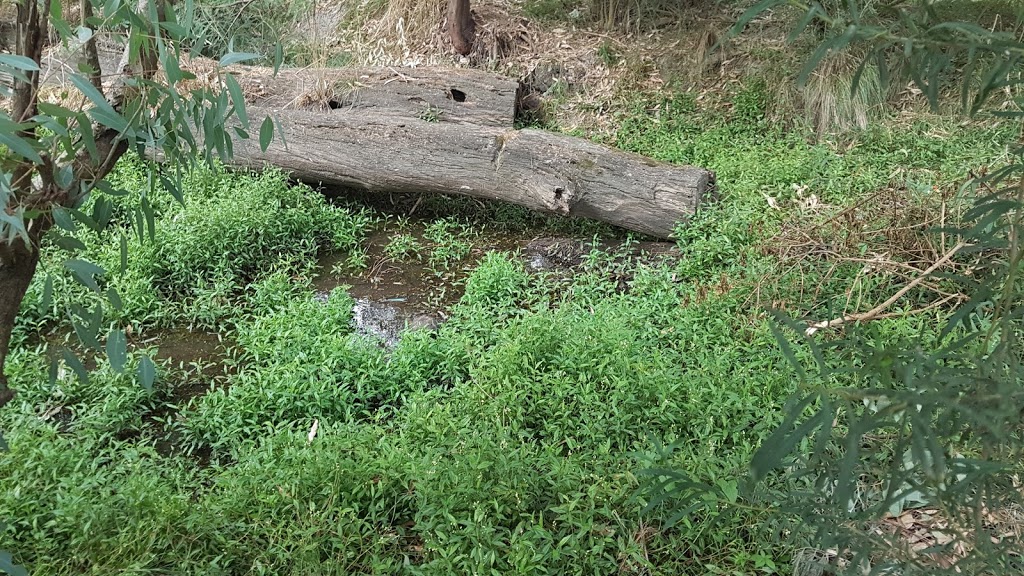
[1,1,1021,574]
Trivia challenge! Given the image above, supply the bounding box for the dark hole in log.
[554,187,564,199]
[448,88,467,102]
[328,100,342,110]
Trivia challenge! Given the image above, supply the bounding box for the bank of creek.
[69,194,680,459]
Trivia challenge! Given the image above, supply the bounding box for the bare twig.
[805,241,968,335]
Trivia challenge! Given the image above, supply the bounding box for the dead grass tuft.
[295,76,342,110]
[802,52,893,137]
[755,178,976,327]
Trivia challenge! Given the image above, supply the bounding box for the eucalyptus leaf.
[137,355,157,391]
[106,329,128,373]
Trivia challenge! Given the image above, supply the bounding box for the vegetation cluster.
[2,0,1023,574]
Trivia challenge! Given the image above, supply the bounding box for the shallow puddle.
[145,329,230,371]
[312,222,679,346]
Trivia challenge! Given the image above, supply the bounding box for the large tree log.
[223,65,713,238]
[40,58,714,238]
[235,65,518,127]
[232,108,713,238]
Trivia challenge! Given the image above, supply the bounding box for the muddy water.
[313,225,518,345]
[312,225,679,346]
[146,329,229,370]
[130,225,679,367]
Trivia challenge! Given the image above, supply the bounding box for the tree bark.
[235,65,519,127]
[80,0,103,92]
[230,109,713,238]
[0,227,46,409]
[447,0,475,56]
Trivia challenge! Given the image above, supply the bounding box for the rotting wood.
[233,65,519,127]
[229,108,714,238]
[37,57,714,238]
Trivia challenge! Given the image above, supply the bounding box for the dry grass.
[752,175,981,331]
[802,52,896,137]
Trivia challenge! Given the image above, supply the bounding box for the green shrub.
[16,162,373,334]
[459,252,531,313]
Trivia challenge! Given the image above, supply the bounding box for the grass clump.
[16,160,373,334]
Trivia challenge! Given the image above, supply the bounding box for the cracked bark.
[448,0,475,55]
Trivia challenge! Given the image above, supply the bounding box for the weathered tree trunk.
[217,65,714,238]
[447,0,475,55]
[0,228,45,408]
[234,65,519,126]
[231,110,713,238]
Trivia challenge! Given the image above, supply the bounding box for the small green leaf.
[77,113,99,160]
[160,21,187,38]
[48,0,73,39]
[0,54,41,72]
[52,206,77,232]
[219,51,261,67]
[273,42,284,75]
[48,356,59,385]
[40,275,53,312]
[717,479,739,504]
[106,287,123,311]
[61,348,90,384]
[76,25,94,43]
[54,164,74,189]
[106,328,127,373]
[90,106,129,133]
[159,173,184,205]
[52,233,87,252]
[69,208,101,232]
[275,116,287,148]
[37,102,76,118]
[137,355,156,391]
[0,550,28,576]
[259,116,274,152]
[95,180,129,197]
[141,196,156,241]
[92,196,112,229]
[162,52,185,85]
[224,73,249,130]
[0,132,43,164]
[64,258,106,292]
[119,233,128,273]
[70,74,114,114]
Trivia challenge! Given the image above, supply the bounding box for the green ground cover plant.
[2,32,1020,576]
[0,89,1011,569]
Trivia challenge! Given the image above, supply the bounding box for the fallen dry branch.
[804,241,968,335]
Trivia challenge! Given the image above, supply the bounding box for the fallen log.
[232,108,713,238]
[42,55,715,238]
[232,65,519,127]
[222,64,713,238]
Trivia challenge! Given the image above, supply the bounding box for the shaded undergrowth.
[0,76,1017,575]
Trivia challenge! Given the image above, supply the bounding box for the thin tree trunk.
[447,0,474,55]
[80,0,103,92]
[0,227,45,409]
